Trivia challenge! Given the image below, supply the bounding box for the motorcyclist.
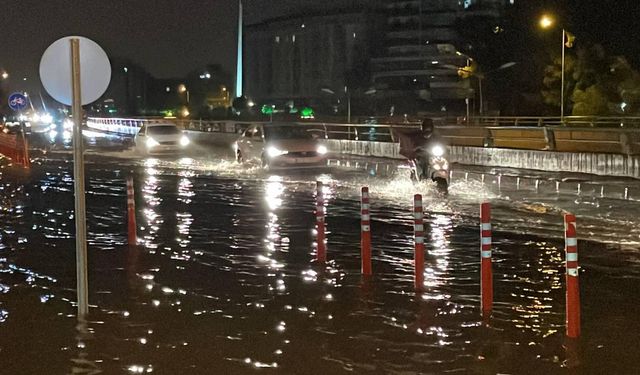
[396,118,439,180]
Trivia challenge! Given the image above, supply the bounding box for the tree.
[542,44,640,115]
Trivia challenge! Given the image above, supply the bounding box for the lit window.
[292,35,296,43]
[275,36,280,43]
[166,87,170,92]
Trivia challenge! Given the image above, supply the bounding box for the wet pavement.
[0,143,640,374]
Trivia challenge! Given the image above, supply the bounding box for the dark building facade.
[372,0,509,115]
[245,9,382,115]
[246,1,510,117]
[246,12,376,98]
[94,58,153,116]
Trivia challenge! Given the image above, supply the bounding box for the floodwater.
[1,145,639,374]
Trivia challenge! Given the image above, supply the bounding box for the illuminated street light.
[539,13,574,122]
[1,72,8,79]
[178,84,189,104]
[539,14,554,29]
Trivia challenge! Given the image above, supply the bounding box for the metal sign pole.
[71,38,89,317]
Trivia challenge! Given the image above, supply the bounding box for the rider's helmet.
[421,118,434,137]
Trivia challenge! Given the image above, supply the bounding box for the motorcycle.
[409,143,450,192]
[395,128,450,193]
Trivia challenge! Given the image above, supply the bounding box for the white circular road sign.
[39,36,111,106]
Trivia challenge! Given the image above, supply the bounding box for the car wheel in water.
[236,150,243,163]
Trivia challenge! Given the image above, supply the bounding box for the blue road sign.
[8,92,28,111]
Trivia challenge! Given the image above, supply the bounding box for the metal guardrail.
[87,117,419,143]
[466,116,640,128]
[356,115,640,128]
[86,116,640,155]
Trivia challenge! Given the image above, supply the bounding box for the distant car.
[234,123,328,168]
[134,123,190,155]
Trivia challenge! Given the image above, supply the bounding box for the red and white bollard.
[361,187,372,276]
[316,181,326,263]
[480,202,493,318]
[564,213,580,339]
[413,194,425,290]
[127,176,137,246]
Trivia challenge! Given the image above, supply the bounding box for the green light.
[300,107,314,118]
[261,104,274,115]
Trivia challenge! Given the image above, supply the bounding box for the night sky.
[0,0,639,95]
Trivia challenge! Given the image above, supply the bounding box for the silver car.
[234,124,328,168]
[134,123,190,155]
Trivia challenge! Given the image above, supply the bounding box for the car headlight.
[146,137,160,148]
[317,145,328,155]
[41,114,53,124]
[431,145,445,157]
[180,135,190,146]
[267,146,288,157]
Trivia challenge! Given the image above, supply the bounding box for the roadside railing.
[86,117,640,155]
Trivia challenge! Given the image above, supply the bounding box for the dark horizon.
[1,0,639,101]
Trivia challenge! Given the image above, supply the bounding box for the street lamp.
[322,87,351,123]
[1,72,8,80]
[540,14,574,122]
[321,87,377,123]
[178,84,190,104]
[475,62,517,115]
[443,61,516,115]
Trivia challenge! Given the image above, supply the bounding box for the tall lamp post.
[321,87,376,123]
[475,62,517,115]
[540,14,575,122]
[321,87,351,123]
[444,62,517,115]
[178,84,190,104]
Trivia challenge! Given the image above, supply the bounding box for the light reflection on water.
[0,157,638,373]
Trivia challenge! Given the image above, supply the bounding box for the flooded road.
[1,147,639,374]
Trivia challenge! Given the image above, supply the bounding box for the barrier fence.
[88,116,640,155]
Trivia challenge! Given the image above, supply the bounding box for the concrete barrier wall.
[326,139,640,178]
[447,146,640,178]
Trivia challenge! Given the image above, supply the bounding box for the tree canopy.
[542,44,640,116]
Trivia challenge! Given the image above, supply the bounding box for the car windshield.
[148,125,180,135]
[264,126,312,140]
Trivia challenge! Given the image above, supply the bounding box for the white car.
[134,123,190,155]
[235,124,328,168]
